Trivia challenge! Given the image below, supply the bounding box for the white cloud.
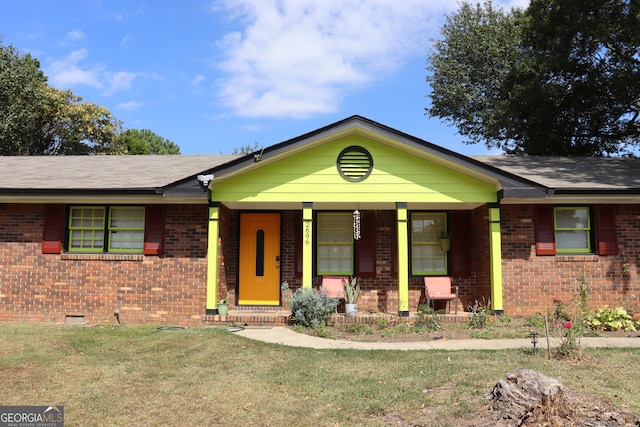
[212,0,457,119]
[192,74,206,85]
[48,49,103,89]
[116,101,144,111]
[105,71,144,93]
[65,29,86,42]
[47,49,143,94]
[212,0,527,119]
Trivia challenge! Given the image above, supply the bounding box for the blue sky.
[3,0,527,155]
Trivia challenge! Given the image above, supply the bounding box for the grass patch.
[0,323,638,426]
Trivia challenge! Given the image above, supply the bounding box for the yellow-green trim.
[396,203,409,313]
[302,203,313,288]
[107,206,145,254]
[489,207,503,311]
[316,212,354,276]
[206,206,220,310]
[68,206,106,253]
[554,207,592,253]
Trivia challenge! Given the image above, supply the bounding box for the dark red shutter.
[534,205,556,256]
[450,211,472,277]
[294,211,303,277]
[596,206,618,255]
[144,205,166,255]
[42,205,64,254]
[356,211,376,277]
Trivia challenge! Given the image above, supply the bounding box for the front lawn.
[1,323,639,426]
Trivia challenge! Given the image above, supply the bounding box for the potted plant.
[343,276,360,317]
[438,231,451,252]
[217,298,229,316]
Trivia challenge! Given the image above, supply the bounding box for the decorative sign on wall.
[353,209,361,240]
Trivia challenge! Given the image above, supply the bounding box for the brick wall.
[0,203,209,325]
[252,209,489,314]
[500,204,640,316]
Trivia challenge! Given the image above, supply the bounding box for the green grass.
[1,323,639,426]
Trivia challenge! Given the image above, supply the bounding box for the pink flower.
[553,297,562,305]
[563,321,573,329]
[551,322,556,327]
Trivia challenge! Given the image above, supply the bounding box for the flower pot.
[439,237,451,252]
[345,303,358,317]
[218,303,229,316]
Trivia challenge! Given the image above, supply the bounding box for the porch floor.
[203,309,472,326]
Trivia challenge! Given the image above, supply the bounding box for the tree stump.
[484,368,569,426]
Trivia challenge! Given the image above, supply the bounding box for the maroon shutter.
[144,205,166,255]
[356,211,376,277]
[42,205,64,254]
[294,211,303,277]
[596,206,618,255]
[534,205,556,256]
[450,211,472,277]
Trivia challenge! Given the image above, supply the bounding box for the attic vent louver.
[337,146,373,182]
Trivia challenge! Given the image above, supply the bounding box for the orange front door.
[238,213,281,305]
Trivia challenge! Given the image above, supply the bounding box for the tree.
[426,0,640,156]
[1,41,122,155]
[232,141,262,155]
[119,129,181,155]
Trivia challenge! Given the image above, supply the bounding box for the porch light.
[529,331,539,354]
[353,209,361,240]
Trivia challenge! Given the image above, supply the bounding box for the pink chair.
[321,276,346,299]
[424,277,458,314]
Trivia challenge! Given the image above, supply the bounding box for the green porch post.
[489,205,504,312]
[206,203,220,314]
[396,202,409,316]
[302,202,313,288]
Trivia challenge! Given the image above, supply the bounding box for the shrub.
[466,298,492,329]
[585,306,637,332]
[549,296,584,359]
[290,288,338,328]
[416,304,442,332]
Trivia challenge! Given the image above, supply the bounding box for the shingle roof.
[473,156,640,191]
[0,155,240,190]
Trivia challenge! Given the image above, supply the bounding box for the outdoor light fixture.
[253,148,265,162]
[197,174,214,190]
[529,331,539,354]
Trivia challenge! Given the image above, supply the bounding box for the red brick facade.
[501,204,639,316]
[0,203,209,325]
[2,202,637,324]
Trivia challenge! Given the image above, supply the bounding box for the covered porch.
[196,117,517,319]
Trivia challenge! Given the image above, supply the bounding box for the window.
[535,205,617,256]
[554,207,591,253]
[411,212,447,275]
[317,212,353,275]
[69,206,145,253]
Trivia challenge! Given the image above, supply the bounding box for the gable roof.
[2,116,640,204]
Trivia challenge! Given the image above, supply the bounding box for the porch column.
[489,205,504,313]
[302,202,313,288]
[206,203,220,314]
[396,202,409,316]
